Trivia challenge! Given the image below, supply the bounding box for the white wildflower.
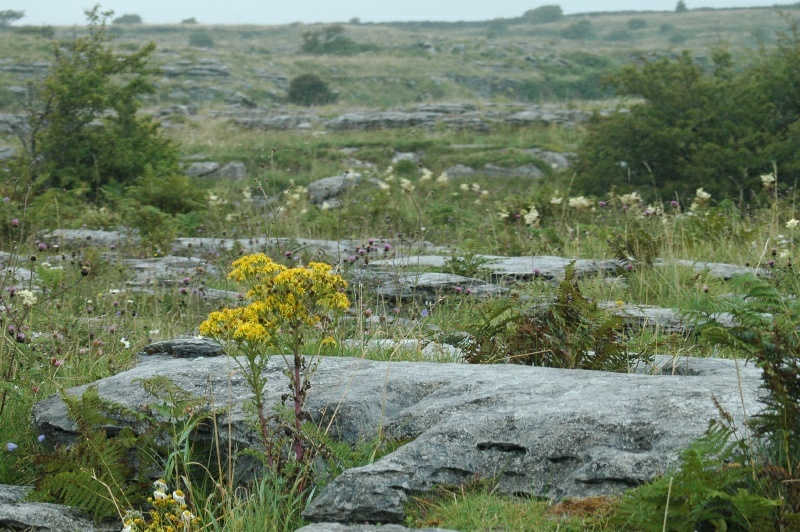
[378,181,390,191]
[153,479,168,492]
[695,188,711,201]
[436,172,449,183]
[524,206,540,226]
[471,183,481,192]
[173,490,186,505]
[780,250,791,258]
[568,196,591,210]
[761,173,776,188]
[18,289,37,307]
[480,190,489,197]
[618,192,642,206]
[550,196,563,205]
[419,168,433,182]
[498,207,510,219]
[120,338,130,349]
[399,178,414,192]
[459,183,470,191]
[320,201,331,211]
[787,218,799,229]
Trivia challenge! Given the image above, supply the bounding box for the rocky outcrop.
[297,525,456,532]
[234,114,317,130]
[325,112,440,131]
[306,173,364,207]
[31,349,763,526]
[0,484,116,532]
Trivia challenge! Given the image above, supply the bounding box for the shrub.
[675,0,689,13]
[669,32,688,44]
[0,10,24,27]
[606,29,633,42]
[112,13,142,24]
[181,17,198,24]
[457,262,645,372]
[628,18,647,30]
[523,5,564,24]
[573,49,780,201]
[19,7,178,201]
[14,25,55,38]
[287,73,337,106]
[560,20,594,40]
[300,25,375,55]
[188,31,214,48]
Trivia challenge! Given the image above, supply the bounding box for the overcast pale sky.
[8,1,795,26]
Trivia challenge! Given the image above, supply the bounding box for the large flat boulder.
[31,344,763,525]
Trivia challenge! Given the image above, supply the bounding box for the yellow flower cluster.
[199,254,350,345]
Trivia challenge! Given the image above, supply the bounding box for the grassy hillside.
[1,4,800,110]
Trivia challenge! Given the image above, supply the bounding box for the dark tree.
[21,6,178,200]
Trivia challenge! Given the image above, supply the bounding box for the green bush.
[287,73,337,106]
[112,13,142,24]
[181,17,198,24]
[300,25,375,55]
[0,10,24,27]
[628,18,647,30]
[14,25,54,38]
[606,29,633,42]
[20,7,178,201]
[523,5,564,24]
[561,20,594,40]
[188,31,214,48]
[573,40,800,201]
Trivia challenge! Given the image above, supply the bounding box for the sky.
[7,1,795,26]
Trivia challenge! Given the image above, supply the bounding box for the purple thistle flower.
[357,248,366,255]
[10,218,19,227]
[625,264,634,271]
[348,255,356,263]
[383,244,392,252]
[38,242,47,251]
[670,200,679,207]
[598,201,607,207]
[454,286,463,293]
[420,309,429,317]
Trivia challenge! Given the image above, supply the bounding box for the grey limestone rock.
[184,161,221,177]
[307,173,364,206]
[325,112,439,131]
[215,161,248,179]
[668,259,767,280]
[235,114,316,130]
[31,348,763,526]
[123,255,216,285]
[0,484,116,532]
[484,255,621,281]
[375,272,507,301]
[297,524,456,532]
[0,145,16,161]
[138,337,225,358]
